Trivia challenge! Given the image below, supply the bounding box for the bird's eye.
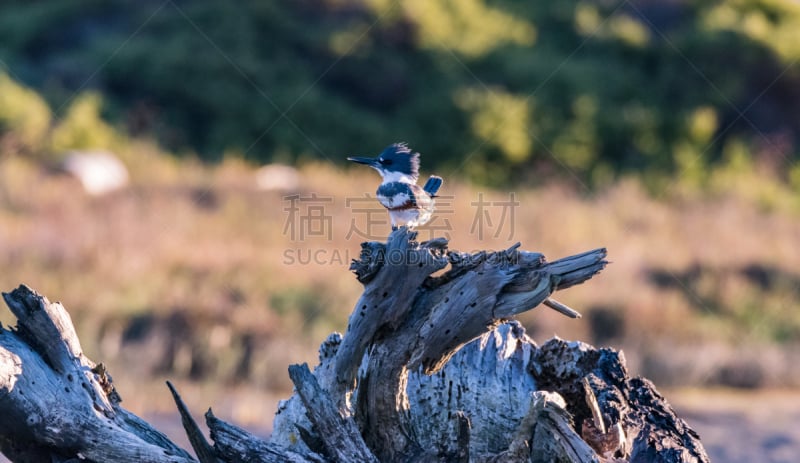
[379,157,392,165]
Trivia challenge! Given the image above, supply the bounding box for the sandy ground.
[1,388,798,461]
[666,388,800,463]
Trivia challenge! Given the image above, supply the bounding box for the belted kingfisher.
[348,143,443,229]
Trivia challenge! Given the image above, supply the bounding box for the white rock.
[62,150,129,196]
[255,164,301,191]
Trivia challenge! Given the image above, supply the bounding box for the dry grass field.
[1,148,799,460]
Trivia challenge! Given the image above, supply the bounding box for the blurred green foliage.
[51,92,119,153]
[0,72,51,154]
[0,0,799,186]
[0,71,123,161]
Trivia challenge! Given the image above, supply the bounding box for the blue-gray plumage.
[422,176,442,196]
[348,143,443,229]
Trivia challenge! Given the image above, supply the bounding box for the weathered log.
[0,285,195,462]
[0,229,710,463]
[331,229,608,460]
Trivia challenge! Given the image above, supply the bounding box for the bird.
[348,143,443,229]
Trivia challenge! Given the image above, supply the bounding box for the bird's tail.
[423,175,443,197]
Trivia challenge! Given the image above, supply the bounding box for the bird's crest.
[379,142,420,180]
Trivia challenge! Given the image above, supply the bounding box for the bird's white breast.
[389,209,423,227]
[379,170,416,184]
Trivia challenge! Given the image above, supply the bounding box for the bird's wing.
[377,182,429,210]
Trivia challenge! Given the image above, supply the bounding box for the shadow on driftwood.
[0,229,709,462]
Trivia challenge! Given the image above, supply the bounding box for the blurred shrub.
[454,87,532,163]
[402,0,536,57]
[701,0,800,62]
[0,71,126,163]
[0,72,51,155]
[50,92,119,153]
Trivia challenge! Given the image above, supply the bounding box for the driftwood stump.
[0,286,194,462]
[0,229,710,462]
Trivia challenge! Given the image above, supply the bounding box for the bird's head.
[348,142,420,182]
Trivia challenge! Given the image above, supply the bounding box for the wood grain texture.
[288,363,378,463]
[207,410,321,463]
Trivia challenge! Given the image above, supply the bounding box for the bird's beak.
[347,156,379,167]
